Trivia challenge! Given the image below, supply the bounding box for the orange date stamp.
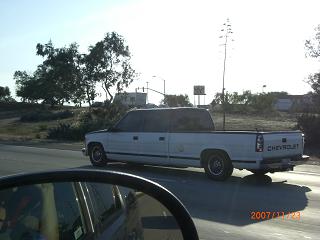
[250,211,301,220]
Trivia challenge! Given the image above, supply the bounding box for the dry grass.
[213,112,297,131]
[0,118,77,140]
[0,107,80,140]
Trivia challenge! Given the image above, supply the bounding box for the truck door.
[168,109,214,167]
[139,110,170,165]
[107,111,143,162]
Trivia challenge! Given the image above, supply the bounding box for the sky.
[1,0,320,105]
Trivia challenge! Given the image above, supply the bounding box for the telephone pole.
[219,18,233,130]
[146,81,149,104]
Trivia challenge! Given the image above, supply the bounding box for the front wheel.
[89,144,107,167]
[204,152,233,181]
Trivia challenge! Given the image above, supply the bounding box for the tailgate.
[262,131,303,159]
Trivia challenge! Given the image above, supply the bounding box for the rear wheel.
[89,144,107,167]
[250,170,269,176]
[204,152,233,181]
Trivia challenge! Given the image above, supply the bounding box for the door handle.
[159,137,165,141]
[133,136,138,140]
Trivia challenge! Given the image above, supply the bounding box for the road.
[0,144,319,240]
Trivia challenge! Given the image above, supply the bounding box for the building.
[274,94,313,111]
[274,99,293,111]
[114,92,147,107]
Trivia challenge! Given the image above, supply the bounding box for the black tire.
[204,152,233,181]
[250,170,269,176]
[89,144,107,167]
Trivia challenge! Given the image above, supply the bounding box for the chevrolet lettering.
[267,144,299,151]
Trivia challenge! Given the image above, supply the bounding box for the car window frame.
[54,182,91,240]
[84,183,125,233]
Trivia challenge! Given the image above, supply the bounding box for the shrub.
[0,102,40,111]
[54,110,74,119]
[20,110,73,122]
[38,124,48,131]
[47,120,111,141]
[47,103,129,141]
[297,114,320,147]
[47,123,74,140]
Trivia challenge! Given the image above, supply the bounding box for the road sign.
[193,85,205,95]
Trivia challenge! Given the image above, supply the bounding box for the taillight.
[302,133,305,149]
[256,134,264,152]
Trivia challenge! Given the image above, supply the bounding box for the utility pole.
[152,75,166,102]
[219,18,233,130]
[146,81,149,104]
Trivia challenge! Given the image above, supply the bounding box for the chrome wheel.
[207,156,224,176]
[91,145,103,163]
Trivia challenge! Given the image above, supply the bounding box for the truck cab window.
[172,110,214,132]
[115,111,142,132]
[143,110,170,132]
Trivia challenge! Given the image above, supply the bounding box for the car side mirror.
[0,169,198,240]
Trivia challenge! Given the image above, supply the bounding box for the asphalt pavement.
[0,143,319,240]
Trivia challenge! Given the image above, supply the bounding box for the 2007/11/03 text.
[251,211,301,220]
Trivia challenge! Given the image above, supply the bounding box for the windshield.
[1,0,319,239]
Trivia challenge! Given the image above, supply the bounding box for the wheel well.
[200,149,231,167]
[87,142,103,153]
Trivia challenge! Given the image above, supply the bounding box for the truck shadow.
[79,163,311,226]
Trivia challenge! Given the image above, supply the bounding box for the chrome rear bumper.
[260,155,309,171]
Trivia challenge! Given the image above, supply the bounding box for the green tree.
[80,53,99,107]
[268,91,288,98]
[0,86,12,102]
[14,32,136,107]
[211,90,275,113]
[14,71,40,103]
[161,94,192,107]
[36,41,84,106]
[15,41,85,106]
[88,32,136,103]
[250,93,275,113]
[305,25,320,109]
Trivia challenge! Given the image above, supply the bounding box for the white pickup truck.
[82,107,309,181]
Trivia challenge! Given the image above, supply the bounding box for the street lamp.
[152,75,166,96]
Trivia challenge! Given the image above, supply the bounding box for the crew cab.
[82,107,309,181]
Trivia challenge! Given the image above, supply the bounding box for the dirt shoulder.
[0,139,83,151]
